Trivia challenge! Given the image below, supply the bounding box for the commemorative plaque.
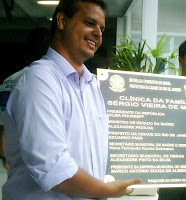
[97,69,186,188]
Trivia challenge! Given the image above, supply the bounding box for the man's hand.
[53,167,141,198]
[106,179,142,198]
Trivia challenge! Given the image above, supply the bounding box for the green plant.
[110,34,181,75]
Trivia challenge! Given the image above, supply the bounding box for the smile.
[87,40,96,47]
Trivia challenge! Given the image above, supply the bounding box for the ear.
[56,12,66,30]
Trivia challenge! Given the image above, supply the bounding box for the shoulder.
[15,58,65,94]
[28,56,62,79]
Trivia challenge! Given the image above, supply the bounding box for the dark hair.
[179,40,186,58]
[50,0,107,40]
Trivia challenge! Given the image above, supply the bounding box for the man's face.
[58,2,105,64]
[179,53,186,76]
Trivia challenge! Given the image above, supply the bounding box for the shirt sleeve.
[8,66,78,191]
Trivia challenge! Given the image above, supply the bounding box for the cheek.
[97,38,103,48]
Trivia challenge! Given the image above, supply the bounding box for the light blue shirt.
[3,48,108,200]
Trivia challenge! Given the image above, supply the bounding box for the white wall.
[158,0,186,33]
[131,0,142,32]
[131,0,186,34]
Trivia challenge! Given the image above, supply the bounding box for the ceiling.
[0,0,133,30]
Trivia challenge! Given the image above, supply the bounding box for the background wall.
[129,0,186,74]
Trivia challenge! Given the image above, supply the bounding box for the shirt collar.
[81,64,93,82]
[46,47,93,83]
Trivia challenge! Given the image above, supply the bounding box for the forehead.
[74,2,105,24]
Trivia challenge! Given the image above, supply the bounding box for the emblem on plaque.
[109,75,126,92]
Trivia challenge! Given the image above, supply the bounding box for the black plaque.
[97,69,186,188]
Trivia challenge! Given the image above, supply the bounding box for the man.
[2,0,141,199]
[158,40,186,200]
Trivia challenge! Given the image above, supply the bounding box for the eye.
[85,21,94,27]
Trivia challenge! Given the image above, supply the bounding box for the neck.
[50,39,83,76]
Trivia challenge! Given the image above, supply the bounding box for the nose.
[93,25,102,39]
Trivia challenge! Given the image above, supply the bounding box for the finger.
[122,178,142,188]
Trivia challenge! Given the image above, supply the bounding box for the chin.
[85,52,95,60]
[81,49,97,62]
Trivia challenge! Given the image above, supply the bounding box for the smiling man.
[50,0,105,75]
[3,0,141,199]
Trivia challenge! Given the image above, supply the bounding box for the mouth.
[87,40,96,46]
[85,39,97,48]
